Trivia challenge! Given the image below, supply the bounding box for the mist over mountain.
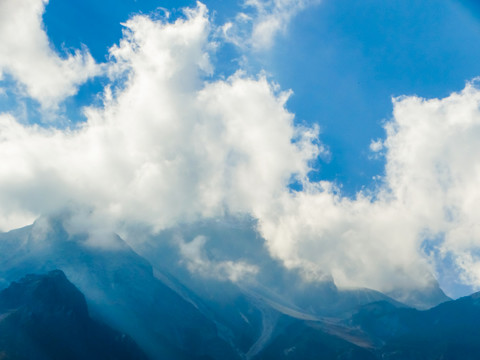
[135,216,449,313]
[0,216,470,360]
[0,217,240,359]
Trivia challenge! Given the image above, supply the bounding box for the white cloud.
[222,0,321,50]
[256,185,434,292]
[254,81,480,294]
[0,0,101,108]
[0,3,319,236]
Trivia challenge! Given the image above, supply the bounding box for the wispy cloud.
[221,0,321,50]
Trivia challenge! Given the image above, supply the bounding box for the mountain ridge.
[0,216,472,359]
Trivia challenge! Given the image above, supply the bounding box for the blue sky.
[3,0,480,298]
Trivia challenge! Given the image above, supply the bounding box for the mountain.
[133,217,413,356]
[135,217,447,316]
[0,217,240,360]
[251,316,378,360]
[0,270,147,360]
[247,291,480,359]
[349,293,480,359]
[0,216,459,359]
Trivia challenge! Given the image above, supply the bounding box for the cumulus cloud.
[0,0,100,108]
[385,84,480,290]
[255,81,480,294]
[2,1,480,296]
[222,0,321,50]
[256,185,434,292]
[0,3,319,235]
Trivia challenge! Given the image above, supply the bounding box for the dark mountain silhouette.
[0,270,147,360]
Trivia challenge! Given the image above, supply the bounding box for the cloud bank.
[2,2,480,296]
[256,82,480,294]
[0,3,318,235]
